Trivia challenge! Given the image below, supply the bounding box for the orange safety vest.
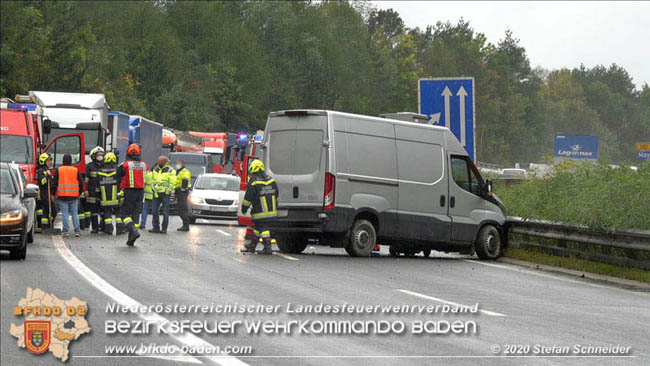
[56,166,80,198]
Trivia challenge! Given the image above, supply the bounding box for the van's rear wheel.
[422,249,431,257]
[345,219,376,257]
[276,233,308,254]
[475,225,502,260]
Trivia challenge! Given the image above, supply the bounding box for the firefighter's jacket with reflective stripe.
[37,166,52,200]
[117,159,148,189]
[242,173,279,221]
[98,163,120,207]
[85,161,103,202]
[152,164,176,197]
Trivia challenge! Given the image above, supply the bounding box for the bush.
[494,161,650,231]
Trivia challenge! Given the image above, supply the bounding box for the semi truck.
[128,115,163,165]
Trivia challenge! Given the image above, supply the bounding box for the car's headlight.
[233,200,240,206]
[0,209,24,224]
[190,196,204,204]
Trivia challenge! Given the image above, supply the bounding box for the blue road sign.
[554,134,599,160]
[639,151,650,161]
[419,78,476,161]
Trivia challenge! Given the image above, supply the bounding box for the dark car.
[0,162,38,259]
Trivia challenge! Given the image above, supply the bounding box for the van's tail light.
[324,173,336,211]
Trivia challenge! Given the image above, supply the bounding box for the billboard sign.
[554,134,598,160]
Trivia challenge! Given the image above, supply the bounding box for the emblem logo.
[25,320,51,354]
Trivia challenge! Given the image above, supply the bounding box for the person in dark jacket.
[115,144,148,246]
[85,146,105,233]
[36,153,56,230]
[240,160,278,255]
[52,154,84,237]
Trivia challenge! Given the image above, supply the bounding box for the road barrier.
[505,217,650,270]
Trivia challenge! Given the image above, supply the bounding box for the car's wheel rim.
[356,229,370,249]
[486,232,499,255]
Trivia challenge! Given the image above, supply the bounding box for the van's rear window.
[269,130,323,175]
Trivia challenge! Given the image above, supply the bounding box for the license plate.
[210,206,227,212]
[277,209,288,217]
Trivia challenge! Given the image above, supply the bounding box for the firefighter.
[115,144,148,246]
[174,160,192,232]
[149,156,176,234]
[240,160,278,255]
[85,146,105,233]
[98,152,123,235]
[36,153,56,230]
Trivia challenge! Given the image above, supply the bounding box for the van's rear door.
[264,111,328,210]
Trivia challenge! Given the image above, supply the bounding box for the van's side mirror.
[485,179,493,197]
[43,118,52,135]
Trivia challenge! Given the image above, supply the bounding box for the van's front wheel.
[345,219,376,257]
[474,225,502,260]
[276,234,308,254]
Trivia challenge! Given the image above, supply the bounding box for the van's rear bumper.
[265,206,350,233]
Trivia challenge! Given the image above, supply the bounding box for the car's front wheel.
[10,230,27,260]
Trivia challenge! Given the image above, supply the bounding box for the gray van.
[260,110,506,259]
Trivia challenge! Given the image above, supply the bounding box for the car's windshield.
[0,135,33,164]
[0,169,17,195]
[194,176,240,191]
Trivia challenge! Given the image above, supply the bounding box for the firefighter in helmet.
[98,152,124,235]
[115,144,148,246]
[36,153,56,230]
[84,146,106,233]
[241,160,278,255]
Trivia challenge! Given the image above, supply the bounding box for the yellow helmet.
[39,153,51,165]
[248,159,265,174]
[105,152,117,163]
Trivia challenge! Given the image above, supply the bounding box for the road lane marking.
[216,229,232,236]
[397,289,507,317]
[233,257,246,264]
[463,259,650,296]
[52,235,249,366]
[274,253,299,261]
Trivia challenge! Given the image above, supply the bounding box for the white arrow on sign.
[441,86,452,129]
[429,112,441,124]
[457,86,468,146]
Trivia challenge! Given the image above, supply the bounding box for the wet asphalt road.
[2,216,649,366]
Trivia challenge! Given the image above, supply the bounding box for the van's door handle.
[440,195,445,207]
[293,186,299,198]
[450,196,455,208]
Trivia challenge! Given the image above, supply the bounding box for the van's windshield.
[0,135,33,164]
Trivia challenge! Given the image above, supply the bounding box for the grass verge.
[504,247,650,283]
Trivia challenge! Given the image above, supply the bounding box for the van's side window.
[451,155,483,196]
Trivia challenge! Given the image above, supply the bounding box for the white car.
[188,174,240,222]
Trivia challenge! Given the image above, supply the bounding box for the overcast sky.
[372,1,650,89]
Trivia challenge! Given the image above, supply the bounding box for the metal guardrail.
[505,217,650,270]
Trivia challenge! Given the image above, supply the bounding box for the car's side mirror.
[24,184,39,198]
[484,179,493,197]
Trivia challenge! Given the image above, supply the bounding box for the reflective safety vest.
[175,167,191,191]
[55,166,80,198]
[120,161,148,189]
[144,171,154,200]
[152,164,176,196]
[98,165,119,207]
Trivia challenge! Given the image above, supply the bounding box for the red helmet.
[127,144,141,156]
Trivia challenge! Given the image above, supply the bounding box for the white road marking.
[52,235,249,366]
[216,229,231,236]
[397,289,507,317]
[274,253,299,261]
[463,259,650,296]
[233,257,246,264]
